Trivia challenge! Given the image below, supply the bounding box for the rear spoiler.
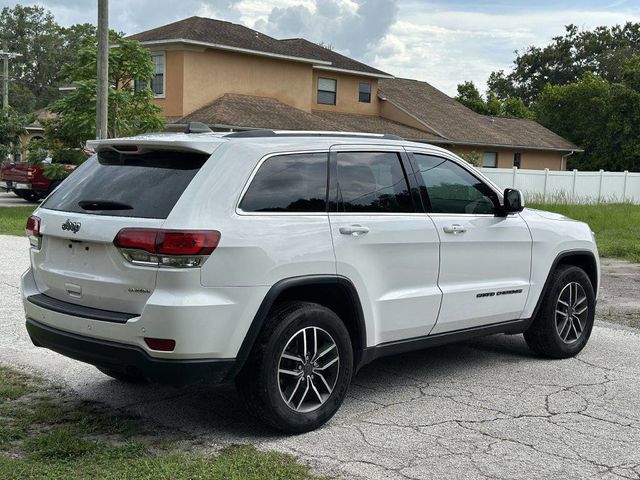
[86,134,224,155]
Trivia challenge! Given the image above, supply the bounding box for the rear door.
[408,150,532,334]
[328,146,442,345]
[31,149,209,314]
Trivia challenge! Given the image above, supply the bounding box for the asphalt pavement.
[1,234,639,479]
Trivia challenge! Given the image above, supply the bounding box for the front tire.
[524,265,595,358]
[236,301,353,433]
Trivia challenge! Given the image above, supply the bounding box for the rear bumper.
[26,318,235,386]
[4,181,32,190]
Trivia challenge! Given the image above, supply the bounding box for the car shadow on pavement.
[79,333,537,441]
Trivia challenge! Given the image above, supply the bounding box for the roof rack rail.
[224,129,404,141]
[165,122,214,134]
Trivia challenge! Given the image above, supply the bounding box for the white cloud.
[373,5,640,95]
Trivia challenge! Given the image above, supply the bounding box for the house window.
[317,77,337,105]
[482,152,497,168]
[359,82,371,103]
[135,53,165,97]
[513,152,522,168]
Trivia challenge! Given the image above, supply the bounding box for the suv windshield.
[42,150,209,219]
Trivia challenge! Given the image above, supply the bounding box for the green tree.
[0,107,30,160]
[455,81,533,118]
[46,36,165,146]
[0,5,96,112]
[535,60,640,172]
[455,81,488,114]
[488,23,640,105]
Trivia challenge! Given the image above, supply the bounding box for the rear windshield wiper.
[78,200,134,211]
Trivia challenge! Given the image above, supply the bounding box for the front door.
[328,147,442,346]
[409,151,532,334]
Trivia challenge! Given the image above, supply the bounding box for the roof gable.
[127,16,389,77]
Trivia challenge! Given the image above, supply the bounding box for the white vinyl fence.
[478,167,640,204]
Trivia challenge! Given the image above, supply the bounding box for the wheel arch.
[532,249,599,320]
[226,275,367,380]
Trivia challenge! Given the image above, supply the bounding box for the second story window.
[359,82,371,103]
[135,53,165,97]
[317,77,337,105]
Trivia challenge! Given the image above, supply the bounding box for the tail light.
[26,167,34,178]
[26,215,41,248]
[114,228,221,268]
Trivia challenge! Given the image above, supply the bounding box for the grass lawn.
[1,203,639,263]
[0,206,36,237]
[0,366,320,480]
[529,203,640,263]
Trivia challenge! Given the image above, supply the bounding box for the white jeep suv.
[22,128,599,432]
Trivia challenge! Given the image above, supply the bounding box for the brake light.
[26,215,41,248]
[113,228,220,268]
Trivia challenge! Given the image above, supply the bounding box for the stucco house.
[128,16,579,170]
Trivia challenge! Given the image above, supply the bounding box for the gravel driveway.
[1,234,640,479]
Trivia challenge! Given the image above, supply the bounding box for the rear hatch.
[30,149,209,315]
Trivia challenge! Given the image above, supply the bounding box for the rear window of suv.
[42,150,209,219]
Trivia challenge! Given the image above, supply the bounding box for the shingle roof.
[127,16,389,76]
[311,110,440,141]
[279,38,391,77]
[378,78,579,151]
[178,94,341,131]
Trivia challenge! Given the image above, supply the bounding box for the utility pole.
[0,40,22,111]
[96,0,109,139]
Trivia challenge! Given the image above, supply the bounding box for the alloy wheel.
[277,327,340,413]
[555,281,589,344]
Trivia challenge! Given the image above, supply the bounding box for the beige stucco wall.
[312,70,380,115]
[446,145,565,171]
[179,48,314,116]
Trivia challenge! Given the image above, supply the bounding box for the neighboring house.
[127,16,579,170]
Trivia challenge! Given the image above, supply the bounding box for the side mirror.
[503,188,524,213]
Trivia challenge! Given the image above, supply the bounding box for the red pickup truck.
[1,160,75,202]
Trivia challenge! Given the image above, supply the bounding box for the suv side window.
[240,153,328,212]
[413,153,498,215]
[336,151,413,213]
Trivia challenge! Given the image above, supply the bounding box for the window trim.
[317,77,337,105]
[235,150,331,216]
[135,51,166,98]
[358,81,372,103]
[481,151,498,168]
[151,51,166,99]
[330,149,417,214]
[407,151,502,217]
[513,152,522,169]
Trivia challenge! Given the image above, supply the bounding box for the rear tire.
[236,301,353,433]
[97,367,147,384]
[524,265,595,358]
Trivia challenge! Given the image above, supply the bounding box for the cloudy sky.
[6,0,640,95]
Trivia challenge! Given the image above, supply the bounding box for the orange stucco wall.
[184,48,313,115]
[152,50,184,120]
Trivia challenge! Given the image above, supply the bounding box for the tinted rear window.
[42,150,209,219]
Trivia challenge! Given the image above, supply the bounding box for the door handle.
[339,225,370,236]
[443,224,467,234]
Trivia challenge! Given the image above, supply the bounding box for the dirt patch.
[596,258,640,328]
